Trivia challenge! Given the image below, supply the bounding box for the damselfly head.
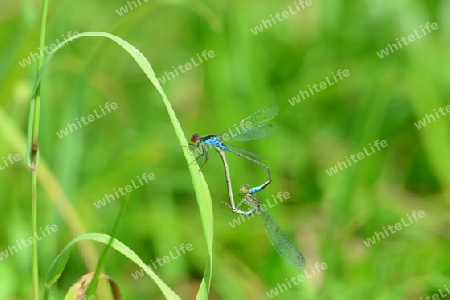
[239,184,251,194]
[191,133,200,143]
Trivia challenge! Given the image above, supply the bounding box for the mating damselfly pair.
[190,105,278,188]
[190,105,306,268]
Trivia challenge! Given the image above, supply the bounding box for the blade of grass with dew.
[26,32,214,299]
[43,233,180,300]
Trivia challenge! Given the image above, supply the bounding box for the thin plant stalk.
[29,0,50,299]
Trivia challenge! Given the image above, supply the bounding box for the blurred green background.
[1,0,449,299]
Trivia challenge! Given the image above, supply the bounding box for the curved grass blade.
[28,32,213,299]
[43,233,180,300]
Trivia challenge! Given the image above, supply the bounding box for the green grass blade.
[43,233,180,300]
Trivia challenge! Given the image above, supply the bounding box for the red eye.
[191,134,199,142]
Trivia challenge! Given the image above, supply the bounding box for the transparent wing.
[230,124,279,142]
[260,209,306,268]
[221,105,279,142]
[240,105,279,126]
[226,142,262,159]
